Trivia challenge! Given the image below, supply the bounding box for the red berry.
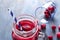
[48,35,53,40]
[41,24,46,29]
[48,6,55,13]
[45,14,50,18]
[44,9,50,15]
[51,25,56,31]
[57,32,60,38]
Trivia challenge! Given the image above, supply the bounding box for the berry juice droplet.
[19,20,35,31]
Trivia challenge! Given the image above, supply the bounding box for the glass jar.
[12,14,45,40]
[35,1,56,24]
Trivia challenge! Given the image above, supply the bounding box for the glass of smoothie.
[12,14,45,40]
